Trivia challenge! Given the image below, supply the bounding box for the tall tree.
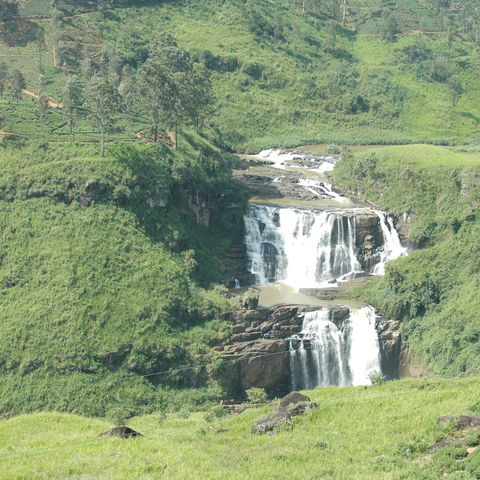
[85,74,123,156]
[36,73,49,124]
[139,34,215,146]
[9,69,25,102]
[62,74,82,135]
[0,61,9,98]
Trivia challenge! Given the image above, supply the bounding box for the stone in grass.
[437,415,480,429]
[99,426,143,438]
[251,391,317,435]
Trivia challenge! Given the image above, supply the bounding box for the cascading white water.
[255,149,336,173]
[244,204,407,285]
[244,204,362,286]
[372,211,408,275]
[297,178,349,202]
[289,306,381,389]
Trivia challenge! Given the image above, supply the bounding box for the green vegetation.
[333,144,480,377]
[0,139,248,416]
[1,378,479,479]
[1,0,480,151]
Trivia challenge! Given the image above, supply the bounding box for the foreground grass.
[1,378,479,479]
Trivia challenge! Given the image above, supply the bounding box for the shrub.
[177,408,191,419]
[246,387,268,404]
[203,405,228,423]
[465,430,480,447]
[325,144,341,155]
[368,370,387,386]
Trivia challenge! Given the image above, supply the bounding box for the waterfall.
[372,211,408,275]
[244,204,362,286]
[289,306,381,389]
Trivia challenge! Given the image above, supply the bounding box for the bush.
[325,144,341,155]
[203,404,228,423]
[246,387,268,404]
[177,408,191,419]
[465,430,480,447]
[368,370,387,386]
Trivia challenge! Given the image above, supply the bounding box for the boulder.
[437,415,480,428]
[278,391,311,411]
[251,392,317,434]
[100,426,142,438]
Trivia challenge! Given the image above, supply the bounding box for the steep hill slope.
[0,139,248,416]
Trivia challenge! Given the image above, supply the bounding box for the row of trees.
[61,33,214,156]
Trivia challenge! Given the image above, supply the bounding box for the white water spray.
[289,306,381,389]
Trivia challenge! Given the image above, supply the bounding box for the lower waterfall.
[289,306,381,389]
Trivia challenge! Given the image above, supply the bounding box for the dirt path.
[22,89,63,108]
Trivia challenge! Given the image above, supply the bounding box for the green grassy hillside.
[1,0,480,150]
[1,378,479,479]
[333,144,480,377]
[0,138,248,417]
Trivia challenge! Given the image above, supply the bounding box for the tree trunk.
[100,127,105,157]
[342,1,347,24]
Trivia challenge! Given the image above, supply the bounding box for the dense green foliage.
[333,145,480,376]
[0,139,248,416]
[1,378,479,479]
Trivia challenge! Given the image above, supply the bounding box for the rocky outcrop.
[251,391,317,434]
[376,315,402,379]
[350,212,384,271]
[215,304,354,397]
[99,426,143,438]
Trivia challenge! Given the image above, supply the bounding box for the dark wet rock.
[437,415,480,428]
[376,316,402,380]
[100,426,142,438]
[279,391,311,411]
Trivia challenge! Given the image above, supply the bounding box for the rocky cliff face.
[351,212,384,272]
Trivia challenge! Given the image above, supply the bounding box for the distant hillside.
[1,0,480,151]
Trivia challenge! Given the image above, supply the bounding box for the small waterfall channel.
[289,306,381,388]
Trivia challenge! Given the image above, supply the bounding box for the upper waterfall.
[244,204,363,287]
[244,203,405,288]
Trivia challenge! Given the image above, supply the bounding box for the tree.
[379,12,400,43]
[118,64,138,124]
[9,69,25,102]
[448,75,464,110]
[85,74,123,156]
[139,34,215,146]
[0,61,9,98]
[36,73,49,124]
[62,74,82,135]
